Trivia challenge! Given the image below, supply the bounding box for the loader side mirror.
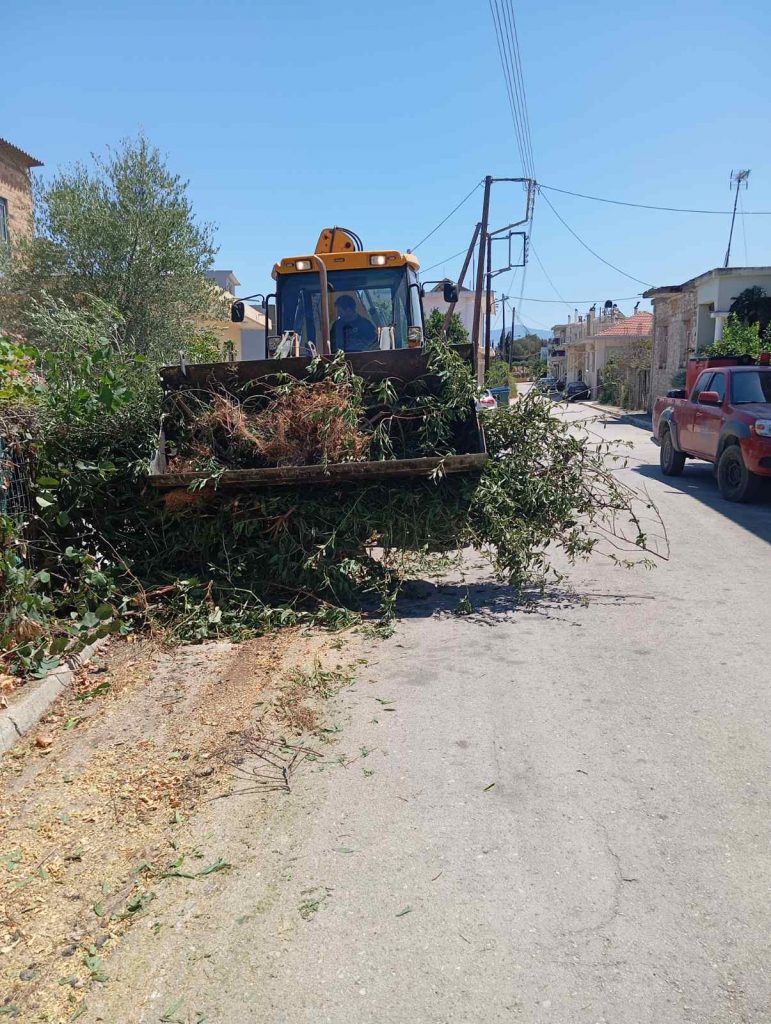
[231,301,245,323]
[443,282,459,304]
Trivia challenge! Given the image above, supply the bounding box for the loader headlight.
[369,255,387,266]
[753,418,771,437]
[294,259,312,271]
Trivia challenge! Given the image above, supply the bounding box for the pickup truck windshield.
[731,371,771,404]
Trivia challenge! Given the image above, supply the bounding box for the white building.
[204,270,270,360]
[421,281,496,337]
[644,266,771,402]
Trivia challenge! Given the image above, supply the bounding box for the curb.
[0,639,107,756]
[583,402,652,433]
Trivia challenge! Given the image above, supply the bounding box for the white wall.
[422,291,495,337]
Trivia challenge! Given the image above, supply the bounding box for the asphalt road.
[87,410,771,1024]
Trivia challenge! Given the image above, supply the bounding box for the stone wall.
[0,146,35,243]
[650,288,697,405]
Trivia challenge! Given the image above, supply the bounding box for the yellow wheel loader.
[149,228,487,489]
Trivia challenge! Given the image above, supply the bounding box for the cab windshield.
[731,370,771,404]
[277,266,411,353]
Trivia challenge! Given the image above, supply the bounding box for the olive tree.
[1,135,223,360]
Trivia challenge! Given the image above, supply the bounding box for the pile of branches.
[1,318,668,677]
[168,374,371,471]
[164,341,478,473]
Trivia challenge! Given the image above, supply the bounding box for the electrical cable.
[488,0,529,176]
[420,246,473,274]
[538,189,653,288]
[410,181,483,252]
[529,242,571,311]
[488,0,534,179]
[501,0,535,177]
[507,293,642,304]
[538,182,771,215]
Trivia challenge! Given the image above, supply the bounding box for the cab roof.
[273,250,420,280]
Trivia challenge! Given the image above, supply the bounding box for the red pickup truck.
[652,363,771,502]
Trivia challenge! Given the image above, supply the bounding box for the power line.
[488,0,534,179]
[529,242,571,311]
[488,0,529,177]
[508,293,642,304]
[420,246,471,274]
[539,181,771,215]
[538,189,653,288]
[410,181,483,252]
[501,0,535,177]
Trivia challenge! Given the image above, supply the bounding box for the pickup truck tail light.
[752,418,771,437]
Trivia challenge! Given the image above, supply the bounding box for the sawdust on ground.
[0,626,340,1023]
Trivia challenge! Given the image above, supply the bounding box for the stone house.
[0,137,43,245]
[644,266,771,404]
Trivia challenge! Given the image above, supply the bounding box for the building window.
[0,198,8,244]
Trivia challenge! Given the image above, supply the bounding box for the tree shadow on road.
[394,576,653,628]
[634,462,771,546]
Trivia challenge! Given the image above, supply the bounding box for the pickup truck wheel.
[717,445,760,502]
[660,429,686,476]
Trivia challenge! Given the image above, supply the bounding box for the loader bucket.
[148,345,487,491]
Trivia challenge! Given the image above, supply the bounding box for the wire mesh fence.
[0,434,35,528]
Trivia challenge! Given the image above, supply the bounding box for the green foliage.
[708,313,761,358]
[729,286,771,334]
[502,333,543,363]
[527,358,548,380]
[0,338,43,404]
[484,360,516,394]
[1,313,665,677]
[0,134,223,362]
[424,308,469,346]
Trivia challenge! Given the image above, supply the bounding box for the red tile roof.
[594,311,653,337]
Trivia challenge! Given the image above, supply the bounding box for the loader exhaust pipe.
[309,254,331,356]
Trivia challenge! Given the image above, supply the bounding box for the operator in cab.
[331,295,377,352]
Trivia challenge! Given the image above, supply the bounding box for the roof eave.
[0,138,43,168]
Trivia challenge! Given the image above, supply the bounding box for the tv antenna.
[724,169,750,268]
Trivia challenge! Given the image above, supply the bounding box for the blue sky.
[3,0,770,334]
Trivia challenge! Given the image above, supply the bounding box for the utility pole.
[724,169,750,268]
[442,222,481,340]
[500,294,508,363]
[484,233,493,374]
[510,306,515,370]
[471,176,493,378]
[471,177,535,382]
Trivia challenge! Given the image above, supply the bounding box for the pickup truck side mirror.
[231,301,245,323]
[698,390,721,406]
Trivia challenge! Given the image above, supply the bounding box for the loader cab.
[272,251,424,355]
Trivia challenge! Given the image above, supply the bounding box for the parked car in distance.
[535,376,559,394]
[475,390,498,414]
[652,363,771,502]
[564,380,591,402]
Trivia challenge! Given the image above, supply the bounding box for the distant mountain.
[504,326,551,340]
